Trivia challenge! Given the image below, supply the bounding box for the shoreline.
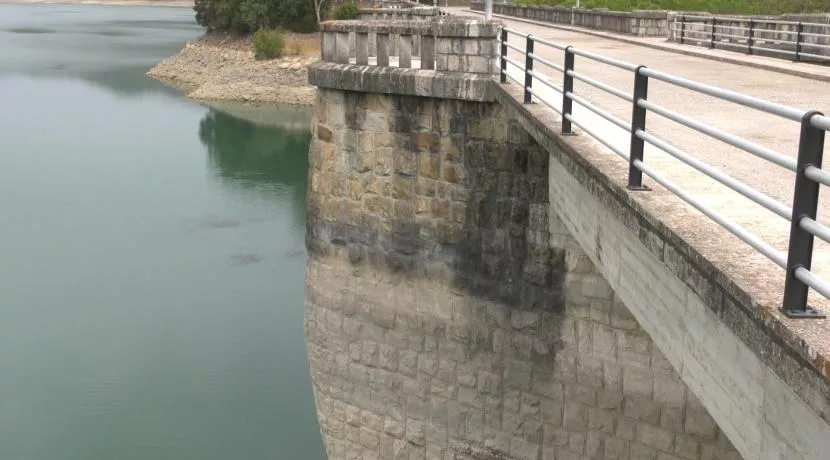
[0,0,194,6]
[147,32,319,107]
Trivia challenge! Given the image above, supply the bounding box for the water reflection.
[199,107,311,223]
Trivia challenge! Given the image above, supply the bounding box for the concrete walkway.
[453,8,830,309]
[458,8,830,83]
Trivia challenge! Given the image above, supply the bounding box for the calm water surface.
[0,5,325,459]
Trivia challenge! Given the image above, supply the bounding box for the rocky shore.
[147,32,319,106]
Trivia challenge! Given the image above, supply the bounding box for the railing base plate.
[781,306,826,319]
[627,185,651,192]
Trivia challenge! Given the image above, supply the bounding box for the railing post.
[710,17,716,49]
[680,14,686,44]
[782,111,826,319]
[796,22,804,61]
[627,66,650,191]
[500,28,508,84]
[748,19,755,55]
[561,46,575,135]
[524,35,534,104]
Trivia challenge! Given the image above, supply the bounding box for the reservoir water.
[0,4,325,459]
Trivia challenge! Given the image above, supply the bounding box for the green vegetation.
[253,29,286,60]
[513,0,828,14]
[332,2,361,19]
[194,0,318,34]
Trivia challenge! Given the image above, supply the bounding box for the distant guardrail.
[498,27,830,318]
[673,14,830,63]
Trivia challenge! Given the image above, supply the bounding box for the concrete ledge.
[307,62,494,101]
[492,81,830,458]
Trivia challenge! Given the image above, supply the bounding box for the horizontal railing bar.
[567,70,633,102]
[504,41,524,53]
[531,35,568,51]
[716,32,751,41]
[632,158,788,269]
[800,31,830,38]
[570,48,639,72]
[565,114,630,160]
[800,217,830,245]
[812,115,830,132]
[805,165,830,187]
[753,47,798,56]
[638,99,797,171]
[527,87,562,114]
[714,24,749,31]
[794,267,830,301]
[638,67,807,122]
[801,42,830,50]
[752,29,800,36]
[528,52,564,73]
[504,28,529,38]
[716,41,750,49]
[503,56,524,70]
[680,16,830,28]
[796,51,830,61]
[568,91,630,131]
[528,69,563,93]
[636,129,792,220]
[504,70,524,86]
[754,28,800,35]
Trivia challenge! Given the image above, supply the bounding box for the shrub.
[333,2,361,19]
[253,28,286,60]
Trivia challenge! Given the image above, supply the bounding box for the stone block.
[407,418,426,446]
[605,436,630,459]
[363,410,385,432]
[660,406,684,433]
[565,384,596,406]
[399,350,418,377]
[364,196,393,219]
[567,432,585,454]
[623,366,653,399]
[478,370,502,395]
[385,417,406,439]
[441,163,465,184]
[588,407,616,434]
[630,442,658,460]
[623,396,660,425]
[684,408,717,440]
[638,423,674,452]
[360,426,380,450]
[673,435,699,460]
[505,361,533,391]
[562,402,587,431]
[419,153,440,179]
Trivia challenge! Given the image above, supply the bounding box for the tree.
[194,0,319,33]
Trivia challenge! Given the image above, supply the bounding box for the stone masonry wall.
[304,87,742,460]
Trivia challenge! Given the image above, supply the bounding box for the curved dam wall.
[303,86,741,460]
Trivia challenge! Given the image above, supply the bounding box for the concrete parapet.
[471,1,670,37]
[318,18,499,74]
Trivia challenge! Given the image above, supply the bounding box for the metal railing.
[498,27,830,318]
[674,15,830,63]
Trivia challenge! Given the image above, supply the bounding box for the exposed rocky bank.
[148,32,318,106]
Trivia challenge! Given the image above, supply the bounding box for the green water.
[0,5,324,459]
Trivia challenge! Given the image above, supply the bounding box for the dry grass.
[284,33,321,56]
[196,31,320,57]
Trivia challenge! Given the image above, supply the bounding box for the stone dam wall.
[303,88,741,460]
